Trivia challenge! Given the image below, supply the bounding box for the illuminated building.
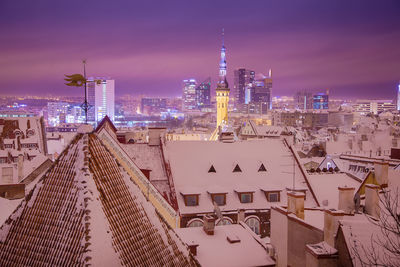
[234,68,255,107]
[313,93,329,110]
[353,100,396,115]
[47,102,69,126]
[216,29,229,128]
[182,79,197,111]
[141,98,167,115]
[195,77,211,109]
[397,82,400,111]
[87,78,115,124]
[294,90,313,110]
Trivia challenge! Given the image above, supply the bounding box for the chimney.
[338,186,355,214]
[324,209,344,247]
[237,209,245,222]
[203,215,216,235]
[17,154,24,181]
[365,184,380,218]
[287,191,305,220]
[374,161,389,187]
[188,241,199,256]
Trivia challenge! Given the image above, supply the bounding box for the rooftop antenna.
[82,60,89,124]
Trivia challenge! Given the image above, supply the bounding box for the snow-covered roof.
[166,139,318,214]
[306,173,361,209]
[176,222,275,267]
[0,133,193,266]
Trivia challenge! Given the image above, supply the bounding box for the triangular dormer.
[258,163,267,172]
[233,164,242,173]
[208,165,216,173]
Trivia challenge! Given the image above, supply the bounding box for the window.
[208,165,216,173]
[187,219,203,228]
[233,164,242,172]
[212,194,226,206]
[245,216,260,235]
[216,217,233,226]
[258,163,267,172]
[239,192,253,203]
[264,191,281,202]
[183,195,199,206]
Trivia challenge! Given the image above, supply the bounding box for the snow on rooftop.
[306,173,361,209]
[176,223,275,267]
[166,139,318,214]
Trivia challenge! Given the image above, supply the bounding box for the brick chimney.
[338,186,355,214]
[324,209,344,247]
[374,161,388,187]
[365,184,380,218]
[17,154,24,181]
[203,215,216,235]
[287,191,305,220]
[237,209,245,222]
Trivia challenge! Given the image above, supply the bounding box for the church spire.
[218,28,227,86]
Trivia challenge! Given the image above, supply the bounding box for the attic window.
[258,163,267,172]
[233,164,242,173]
[208,165,216,173]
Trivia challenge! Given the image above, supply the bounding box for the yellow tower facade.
[216,85,229,127]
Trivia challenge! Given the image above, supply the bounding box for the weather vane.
[64,60,91,124]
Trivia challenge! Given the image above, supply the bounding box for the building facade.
[87,78,115,124]
[294,91,313,110]
[195,78,211,109]
[313,93,329,110]
[233,68,255,108]
[182,79,197,111]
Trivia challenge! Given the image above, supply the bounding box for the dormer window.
[261,189,282,202]
[233,164,242,173]
[181,194,199,206]
[258,163,267,172]
[239,192,253,203]
[211,194,226,206]
[208,165,216,173]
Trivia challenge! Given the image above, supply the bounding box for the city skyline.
[0,0,399,98]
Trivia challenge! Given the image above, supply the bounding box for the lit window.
[245,217,260,235]
[212,194,226,206]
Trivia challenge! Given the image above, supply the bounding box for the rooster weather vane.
[64,60,91,124]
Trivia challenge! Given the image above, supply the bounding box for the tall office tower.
[313,93,329,110]
[294,90,313,110]
[251,74,272,114]
[182,79,197,111]
[195,77,211,109]
[87,78,115,124]
[233,69,255,107]
[397,81,400,111]
[216,29,230,127]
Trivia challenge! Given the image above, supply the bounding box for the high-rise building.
[313,93,329,110]
[216,29,229,128]
[294,91,313,110]
[182,79,197,111]
[87,78,115,124]
[233,69,255,107]
[195,78,211,109]
[397,82,400,111]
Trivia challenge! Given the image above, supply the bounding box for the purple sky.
[0,0,399,99]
